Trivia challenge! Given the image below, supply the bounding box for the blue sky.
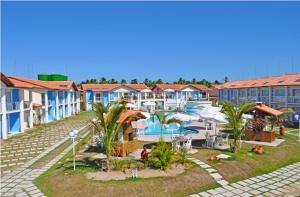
[2,1,300,83]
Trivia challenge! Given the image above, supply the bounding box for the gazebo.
[113,110,146,157]
[244,103,283,142]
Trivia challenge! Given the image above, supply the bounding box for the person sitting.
[141,147,148,161]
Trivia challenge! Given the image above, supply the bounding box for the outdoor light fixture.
[294,114,300,142]
[69,130,78,171]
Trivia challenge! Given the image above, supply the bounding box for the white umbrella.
[140,112,151,119]
[125,103,135,108]
[143,101,156,106]
[167,113,199,121]
[164,89,175,92]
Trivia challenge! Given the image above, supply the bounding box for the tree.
[131,79,138,84]
[224,76,229,83]
[214,80,221,85]
[156,79,163,84]
[154,112,182,139]
[120,79,127,84]
[177,77,186,84]
[109,78,118,84]
[91,101,126,171]
[191,78,197,84]
[267,108,294,130]
[221,100,255,153]
[99,77,107,84]
[90,79,97,84]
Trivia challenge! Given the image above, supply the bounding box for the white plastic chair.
[183,137,192,150]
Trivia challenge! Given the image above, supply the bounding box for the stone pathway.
[0,125,90,197]
[188,157,229,186]
[0,112,94,174]
[189,162,300,197]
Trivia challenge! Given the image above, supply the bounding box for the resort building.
[1,72,80,139]
[81,83,211,111]
[217,73,300,121]
[81,84,152,111]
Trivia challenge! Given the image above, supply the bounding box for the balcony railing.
[6,102,20,111]
[271,96,286,103]
[288,96,300,104]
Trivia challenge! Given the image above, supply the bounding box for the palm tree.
[221,100,255,153]
[154,112,182,140]
[91,101,126,171]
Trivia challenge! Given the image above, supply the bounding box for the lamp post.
[69,129,78,171]
[295,114,300,142]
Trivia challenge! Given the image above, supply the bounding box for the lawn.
[34,126,300,196]
[192,131,300,183]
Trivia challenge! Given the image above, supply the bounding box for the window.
[249,88,256,97]
[273,88,285,96]
[261,88,269,96]
[95,93,101,101]
[42,93,45,105]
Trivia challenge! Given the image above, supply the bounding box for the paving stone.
[198,192,211,197]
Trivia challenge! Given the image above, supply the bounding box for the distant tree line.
[80,76,229,87]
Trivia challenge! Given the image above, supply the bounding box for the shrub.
[173,149,190,165]
[111,159,145,172]
[148,141,174,170]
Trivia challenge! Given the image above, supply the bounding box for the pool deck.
[137,121,218,142]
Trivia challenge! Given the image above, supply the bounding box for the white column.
[55,91,59,120]
[285,86,288,107]
[269,87,272,106]
[19,89,25,132]
[45,91,49,123]
[163,91,166,110]
[72,92,75,115]
[29,90,33,128]
[1,88,8,139]
[68,92,71,115]
[176,91,179,107]
[62,91,65,118]
[137,92,141,110]
[77,92,80,113]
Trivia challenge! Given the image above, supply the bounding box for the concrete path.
[0,112,94,174]
[0,125,90,197]
[188,157,229,186]
[189,162,300,197]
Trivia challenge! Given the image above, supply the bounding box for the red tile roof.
[5,75,77,90]
[117,110,147,123]
[81,84,150,92]
[252,103,283,116]
[1,72,14,86]
[154,84,210,91]
[217,73,300,89]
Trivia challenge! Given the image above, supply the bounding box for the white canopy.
[167,113,199,121]
[164,88,175,92]
[181,87,195,92]
[125,103,135,108]
[141,89,152,93]
[196,106,228,123]
[140,112,151,119]
[143,101,156,106]
[114,88,129,93]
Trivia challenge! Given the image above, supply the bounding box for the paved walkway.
[0,125,90,197]
[0,112,94,174]
[189,161,300,197]
[188,157,229,186]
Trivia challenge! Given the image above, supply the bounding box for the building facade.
[1,73,80,139]
[81,83,211,111]
[217,74,300,121]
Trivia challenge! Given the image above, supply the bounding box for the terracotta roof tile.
[7,75,77,90]
[81,84,150,92]
[1,72,14,86]
[253,103,283,116]
[117,110,147,123]
[217,73,300,89]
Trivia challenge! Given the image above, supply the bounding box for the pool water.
[143,114,197,137]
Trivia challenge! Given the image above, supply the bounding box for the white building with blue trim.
[1,73,80,139]
[217,73,300,121]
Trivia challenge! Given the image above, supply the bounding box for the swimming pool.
[142,114,198,137]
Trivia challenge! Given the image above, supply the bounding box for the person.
[141,147,148,161]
